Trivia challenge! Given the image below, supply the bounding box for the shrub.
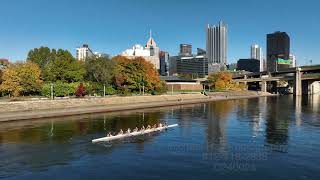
[75,83,87,97]
[41,82,78,97]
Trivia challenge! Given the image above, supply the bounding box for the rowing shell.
[92,124,178,143]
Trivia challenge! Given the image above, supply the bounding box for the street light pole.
[50,83,54,100]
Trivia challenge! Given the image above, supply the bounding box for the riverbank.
[0,91,276,122]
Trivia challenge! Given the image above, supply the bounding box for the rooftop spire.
[149,29,152,39]
[146,29,157,48]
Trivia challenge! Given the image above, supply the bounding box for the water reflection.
[264,97,290,146]
[0,95,320,179]
[206,100,235,151]
[0,112,164,144]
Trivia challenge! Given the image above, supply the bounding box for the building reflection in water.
[264,96,290,147]
[236,98,267,138]
[253,97,267,137]
[205,100,235,152]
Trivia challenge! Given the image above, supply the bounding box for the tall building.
[121,31,160,69]
[159,51,169,76]
[176,55,208,78]
[266,31,290,72]
[76,44,94,60]
[251,44,262,60]
[251,44,264,71]
[206,21,227,72]
[169,56,178,76]
[179,44,192,57]
[170,45,208,78]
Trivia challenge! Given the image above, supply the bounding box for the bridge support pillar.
[261,81,267,92]
[271,81,278,94]
[294,69,302,96]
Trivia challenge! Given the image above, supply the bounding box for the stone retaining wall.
[0,94,208,113]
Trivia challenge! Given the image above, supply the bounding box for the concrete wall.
[0,94,207,114]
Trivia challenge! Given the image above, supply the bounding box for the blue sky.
[0,0,319,65]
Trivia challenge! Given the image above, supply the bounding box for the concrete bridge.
[233,65,320,95]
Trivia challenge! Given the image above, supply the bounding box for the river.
[0,95,319,180]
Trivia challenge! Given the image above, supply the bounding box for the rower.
[107,132,112,137]
[147,125,151,129]
[118,129,123,135]
[141,126,145,131]
[159,123,163,127]
[153,124,157,128]
[126,128,131,134]
[133,127,138,132]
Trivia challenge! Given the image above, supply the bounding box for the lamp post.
[50,83,54,100]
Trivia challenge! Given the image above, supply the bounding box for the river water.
[0,95,320,180]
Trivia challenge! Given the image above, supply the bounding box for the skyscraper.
[159,51,169,76]
[179,44,192,57]
[251,44,263,71]
[206,21,227,72]
[266,31,290,72]
[251,44,262,60]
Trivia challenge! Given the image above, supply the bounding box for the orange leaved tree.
[112,56,164,94]
[208,71,234,91]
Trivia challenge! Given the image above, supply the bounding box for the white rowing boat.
[92,124,178,143]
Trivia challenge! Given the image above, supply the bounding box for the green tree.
[43,57,85,83]
[27,47,54,69]
[85,56,115,85]
[27,47,82,82]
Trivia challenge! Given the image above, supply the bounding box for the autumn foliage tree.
[112,56,164,94]
[0,62,42,96]
[208,71,235,91]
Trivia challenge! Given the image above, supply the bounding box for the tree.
[27,47,83,82]
[0,64,21,97]
[18,62,43,95]
[208,71,234,91]
[42,57,85,83]
[112,56,163,93]
[27,47,54,69]
[85,56,115,85]
[0,62,42,96]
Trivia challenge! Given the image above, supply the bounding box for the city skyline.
[0,0,320,65]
